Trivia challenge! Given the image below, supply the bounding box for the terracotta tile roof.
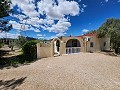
[76,33,97,38]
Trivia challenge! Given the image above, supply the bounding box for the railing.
[66,47,81,54]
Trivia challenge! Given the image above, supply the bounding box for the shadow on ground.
[0,47,27,70]
[0,56,30,70]
[101,50,119,56]
[0,50,10,57]
[0,77,27,90]
[0,51,30,70]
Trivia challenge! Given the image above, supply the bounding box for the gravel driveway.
[0,53,120,90]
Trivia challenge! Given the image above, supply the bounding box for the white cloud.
[46,18,71,33]
[105,0,109,2]
[9,20,41,34]
[9,20,30,31]
[27,18,44,25]
[11,0,39,18]
[0,32,20,39]
[45,35,57,40]
[10,0,80,37]
[81,8,84,13]
[34,29,41,33]
[37,34,46,37]
[37,0,80,20]
[44,32,66,40]
[9,21,24,30]
[46,32,66,39]
[82,29,89,33]
[11,14,27,21]
[118,0,120,2]
[37,34,43,37]
[82,4,87,8]
[81,4,87,13]
[56,32,66,37]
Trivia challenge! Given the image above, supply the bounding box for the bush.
[0,42,4,48]
[0,54,25,66]
[115,47,120,54]
[0,41,37,67]
[22,41,37,62]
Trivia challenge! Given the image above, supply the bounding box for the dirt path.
[0,53,120,90]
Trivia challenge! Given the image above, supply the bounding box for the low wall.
[37,43,52,59]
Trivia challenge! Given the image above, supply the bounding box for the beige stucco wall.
[61,37,84,54]
[82,36,110,52]
[99,37,110,51]
[37,36,110,59]
[85,36,100,52]
[85,36,95,52]
[37,43,52,59]
[60,36,110,53]
[61,36,101,53]
[60,36,103,54]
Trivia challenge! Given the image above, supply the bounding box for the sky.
[0,0,120,39]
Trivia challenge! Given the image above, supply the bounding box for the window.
[72,40,77,47]
[104,42,106,47]
[90,42,94,47]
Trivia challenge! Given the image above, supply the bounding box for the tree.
[0,0,12,32]
[16,36,27,47]
[86,30,97,34]
[97,18,120,51]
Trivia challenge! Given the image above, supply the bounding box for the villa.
[37,33,110,59]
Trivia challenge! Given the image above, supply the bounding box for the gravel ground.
[0,52,120,90]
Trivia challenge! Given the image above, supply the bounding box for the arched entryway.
[51,38,61,57]
[66,39,81,54]
[54,40,60,54]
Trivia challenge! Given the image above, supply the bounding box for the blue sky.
[0,0,120,39]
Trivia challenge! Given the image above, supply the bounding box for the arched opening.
[52,39,61,56]
[66,39,81,54]
[54,40,60,52]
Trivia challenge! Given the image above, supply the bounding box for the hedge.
[22,40,37,62]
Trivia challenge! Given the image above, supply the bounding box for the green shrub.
[0,41,37,67]
[0,42,4,48]
[22,41,37,62]
[11,60,19,66]
[0,54,25,66]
